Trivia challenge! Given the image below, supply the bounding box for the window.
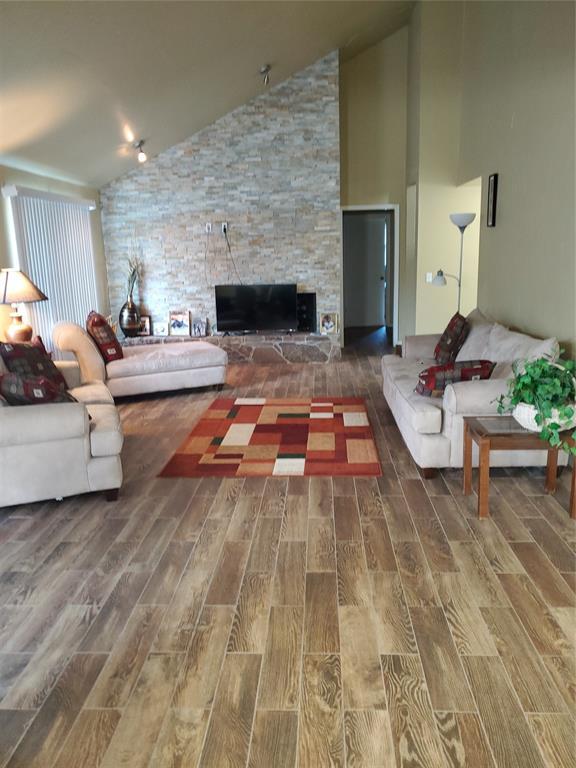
[5,187,99,350]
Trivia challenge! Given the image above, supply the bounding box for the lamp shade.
[449,212,476,229]
[0,269,47,304]
[432,270,447,286]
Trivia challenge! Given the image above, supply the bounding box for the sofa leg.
[105,488,119,502]
[420,467,438,479]
[215,383,224,391]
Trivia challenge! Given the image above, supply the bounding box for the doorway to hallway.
[342,207,398,348]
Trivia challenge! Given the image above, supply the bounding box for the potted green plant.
[497,356,576,454]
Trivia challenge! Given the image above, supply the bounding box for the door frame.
[341,204,400,346]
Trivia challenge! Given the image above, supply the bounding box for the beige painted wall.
[459,0,575,352]
[412,1,481,334]
[0,165,109,340]
[339,28,408,337]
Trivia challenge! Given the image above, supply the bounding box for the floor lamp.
[432,213,476,313]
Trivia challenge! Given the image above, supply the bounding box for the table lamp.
[0,268,48,342]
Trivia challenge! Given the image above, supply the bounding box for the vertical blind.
[8,191,99,351]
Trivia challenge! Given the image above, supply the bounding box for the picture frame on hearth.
[138,315,151,336]
[154,321,168,337]
[319,311,339,335]
[191,316,206,337]
[169,311,191,336]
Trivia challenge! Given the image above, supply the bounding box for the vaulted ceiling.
[0,1,413,188]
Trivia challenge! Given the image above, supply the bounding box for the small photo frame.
[138,315,151,336]
[191,316,206,337]
[169,311,191,336]
[154,321,168,337]
[319,311,339,335]
[487,173,498,227]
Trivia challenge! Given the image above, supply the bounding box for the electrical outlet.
[205,222,212,234]
[221,221,228,235]
[425,272,433,283]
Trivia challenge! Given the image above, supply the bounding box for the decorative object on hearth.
[191,316,206,337]
[118,256,141,337]
[319,311,339,335]
[154,321,168,337]
[160,397,381,478]
[497,356,576,454]
[487,173,498,227]
[0,268,47,342]
[169,310,190,336]
[431,212,476,313]
[138,315,151,336]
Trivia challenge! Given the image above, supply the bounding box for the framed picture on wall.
[169,311,191,336]
[487,173,498,227]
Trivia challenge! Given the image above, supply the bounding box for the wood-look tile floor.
[1,356,575,768]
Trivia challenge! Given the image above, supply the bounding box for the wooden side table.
[462,416,575,519]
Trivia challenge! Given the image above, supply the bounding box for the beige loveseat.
[53,322,228,398]
[0,361,123,508]
[382,310,563,471]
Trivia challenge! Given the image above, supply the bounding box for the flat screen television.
[215,284,298,332]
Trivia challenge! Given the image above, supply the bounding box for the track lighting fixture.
[133,139,147,163]
[260,64,271,86]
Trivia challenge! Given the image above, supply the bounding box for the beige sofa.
[382,310,563,471]
[53,322,228,397]
[0,361,123,508]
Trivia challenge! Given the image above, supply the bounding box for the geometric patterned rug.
[159,397,381,478]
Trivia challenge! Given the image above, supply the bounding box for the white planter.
[513,402,576,433]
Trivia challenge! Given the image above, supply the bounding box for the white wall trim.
[341,204,401,346]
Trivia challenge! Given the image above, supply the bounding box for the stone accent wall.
[100,53,341,335]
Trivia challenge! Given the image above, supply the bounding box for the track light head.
[132,139,147,163]
[259,64,271,86]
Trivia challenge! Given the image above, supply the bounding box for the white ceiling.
[0,1,413,188]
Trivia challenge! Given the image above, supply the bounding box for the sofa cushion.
[0,373,76,405]
[86,311,123,363]
[434,313,470,364]
[106,341,227,380]
[69,382,115,405]
[456,310,493,361]
[86,404,123,457]
[0,342,67,392]
[382,356,443,434]
[416,360,496,397]
[484,323,558,364]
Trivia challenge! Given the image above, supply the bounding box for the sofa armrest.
[55,360,82,389]
[0,402,89,447]
[403,334,441,359]
[443,378,510,416]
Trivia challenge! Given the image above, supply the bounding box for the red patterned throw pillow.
[416,359,496,398]
[86,311,123,363]
[0,373,76,405]
[434,313,470,364]
[0,342,66,392]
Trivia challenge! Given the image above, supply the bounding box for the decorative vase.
[512,402,576,433]
[119,295,140,337]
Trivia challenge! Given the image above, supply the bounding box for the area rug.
[159,397,381,478]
